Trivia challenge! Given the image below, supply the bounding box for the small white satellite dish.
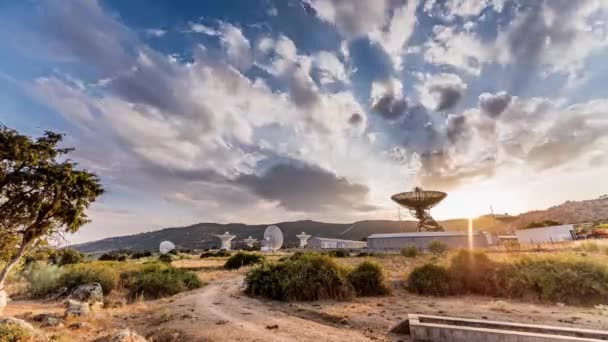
[159,241,175,254]
[262,225,283,252]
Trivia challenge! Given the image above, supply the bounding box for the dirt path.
[162,274,376,341]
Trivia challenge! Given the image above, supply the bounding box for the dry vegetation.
[3,246,608,341]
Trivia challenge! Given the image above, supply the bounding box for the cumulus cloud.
[235,161,376,212]
[423,25,491,75]
[305,0,389,39]
[348,113,363,125]
[417,73,467,111]
[370,78,408,120]
[479,91,512,118]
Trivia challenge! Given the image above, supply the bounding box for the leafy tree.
[523,220,561,229]
[0,126,103,291]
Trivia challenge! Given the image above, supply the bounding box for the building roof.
[367,231,480,239]
[311,237,366,243]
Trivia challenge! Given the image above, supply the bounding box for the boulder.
[32,313,64,327]
[64,301,91,319]
[109,329,148,342]
[0,317,47,341]
[68,283,103,304]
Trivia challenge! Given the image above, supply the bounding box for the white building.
[366,231,490,251]
[515,224,575,244]
[307,237,367,249]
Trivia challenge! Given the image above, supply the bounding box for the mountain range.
[72,196,608,253]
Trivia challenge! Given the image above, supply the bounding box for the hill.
[510,195,608,229]
[72,218,495,253]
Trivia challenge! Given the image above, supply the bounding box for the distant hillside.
[72,196,608,253]
[72,218,490,253]
[510,195,608,229]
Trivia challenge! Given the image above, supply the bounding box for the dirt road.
[164,275,377,341]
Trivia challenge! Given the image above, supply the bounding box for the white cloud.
[416,73,467,111]
[312,51,349,84]
[145,28,166,37]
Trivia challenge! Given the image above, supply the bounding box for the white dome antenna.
[159,241,175,254]
[261,225,283,252]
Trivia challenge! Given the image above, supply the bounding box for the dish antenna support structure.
[244,236,257,248]
[159,241,176,254]
[215,232,236,250]
[296,232,311,248]
[391,187,447,232]
[261,225,283,252]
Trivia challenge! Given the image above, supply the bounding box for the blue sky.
[1,0,607,243]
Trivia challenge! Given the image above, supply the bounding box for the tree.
[0,126,104,291]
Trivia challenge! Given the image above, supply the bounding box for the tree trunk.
[0,240,28,291]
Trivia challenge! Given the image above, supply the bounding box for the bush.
[131,251,152,259]
[98,251,128,262]
[407,264,451,296]
[427,240,448,255]
[401,245,419,258]
[127,264,202,301]
[348,261,390,296]
[158,254,173,263]
[59,262,121,294]
[224,252,264,270]
[356,252,375,257]
[245,254,353,301]
[200,250,232,258]
[503,240,520,251]
[326,250,349,258]
[24,263,65,298]
[53,248,84,266]
[448,250,501,295]
[0,319,34,342]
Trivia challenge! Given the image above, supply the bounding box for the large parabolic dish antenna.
[391,187,447,232]
[159,241,176,254]
[262,225,283,252]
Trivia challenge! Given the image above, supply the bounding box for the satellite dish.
[159,241,175,254]
[262,225,283,252]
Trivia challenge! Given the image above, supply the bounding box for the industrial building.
[366,231,490,251]
[515,224,575,244]
[307,237,367,249]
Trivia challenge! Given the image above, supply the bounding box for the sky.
[1,0,608,244]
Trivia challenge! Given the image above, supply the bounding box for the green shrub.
[356,252,375,257]
[0,320,33,342]
[200,250,231,258]
[401,245,419,258]
[224,252,264,270]
[59,262,121,294]
[53,248,84,266]
[245,254,353,301]
[427,240,448,255]
[158,254,173,263]
[131,251,152,259]
[407,264,451,296]
[24,263,65,298]
[348,261,390,296]
[326,250,350,258]
[127,264,202,301]
[448,250,501,295]
[98,251,128,261]
[503,240,520,251]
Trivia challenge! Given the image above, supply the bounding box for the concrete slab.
[405,314,608,342]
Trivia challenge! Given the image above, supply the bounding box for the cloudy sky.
[1,0,608,243]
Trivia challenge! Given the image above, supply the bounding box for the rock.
[64,301,91,319]
[266,324,279,330]
[389,319,411,335]
[68,283,103,304]
[63,298,82,308]
[68,322,91,330]
[0,317,46,341]
[32,313,63,327]
[109,329,147,342]
[49,287,68,300]
[0,290,7,312]
[340,318,348,325]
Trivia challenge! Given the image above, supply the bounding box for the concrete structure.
[366,231,489,251]
[403,314,608,341]
[296,232,311,248]
[307,237,367,249]
[215,231,236,250]
[515,224,575,244]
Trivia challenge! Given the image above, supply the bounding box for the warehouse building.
[307,237,367,249]
[366,231,490,251]
[515,224,575,244]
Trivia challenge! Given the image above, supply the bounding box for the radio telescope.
[391,187,447,232]
[296,232,311,248]
[215,232,236,250]
[261,225,283,252]
[243,236,257,248]
[159,241,175,254]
